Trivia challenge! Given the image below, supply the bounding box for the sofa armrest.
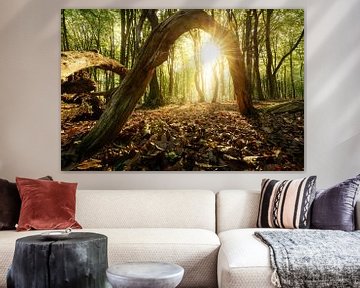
[356,200,360,230]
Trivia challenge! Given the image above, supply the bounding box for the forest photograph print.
[61,9,304,171]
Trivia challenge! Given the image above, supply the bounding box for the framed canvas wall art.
[61,9,304,171]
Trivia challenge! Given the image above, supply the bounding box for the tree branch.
[61,51,128,81]
[272,29,304,76]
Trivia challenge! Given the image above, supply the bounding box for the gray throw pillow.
[311,174,360,231]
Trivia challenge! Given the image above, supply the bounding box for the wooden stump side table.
[7,232,108,288]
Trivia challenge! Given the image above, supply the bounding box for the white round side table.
[106,262,184,288]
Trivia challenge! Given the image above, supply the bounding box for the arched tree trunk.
[62,9,253,170]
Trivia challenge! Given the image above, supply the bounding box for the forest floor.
[61,101,304,171]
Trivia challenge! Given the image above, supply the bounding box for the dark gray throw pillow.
[0,179,20,230]
[0,176,53,230]
[311,174,360,231]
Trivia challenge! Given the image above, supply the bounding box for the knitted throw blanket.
[255,230,360,288]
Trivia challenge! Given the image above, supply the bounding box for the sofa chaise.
[0,189,359,288]
[216,189,360,288]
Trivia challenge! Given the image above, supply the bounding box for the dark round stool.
[7,232,108,288]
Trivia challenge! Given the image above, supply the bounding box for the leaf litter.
[61,101,304,171]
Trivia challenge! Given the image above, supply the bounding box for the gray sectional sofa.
[0,189,359,288]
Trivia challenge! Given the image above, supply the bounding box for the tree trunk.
[219,59,225,102]
[61,10,69,51]
[211,63,219,103]
[144,70,164,107]
[265,100,304,114]
[61,51,127,81]
[110,23,116,90]
[252,9,264,100]
[62,10,253,170]
[190,30,205,102]
[226,10,240,42]
[7,233,108,288]
[244,10,253,96]
[168,48,174,99]
[283,66,287,98]
[144,9,163,108]
[194,72,205,102]
[135,11,147,53]
[290,51,296,99]
[120,9,127,80]
[125,10,134,66]
[300,58,304,99]
[265,10,276,99]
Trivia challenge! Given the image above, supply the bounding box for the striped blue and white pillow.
[257,176,317,229]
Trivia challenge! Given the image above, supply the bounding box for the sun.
[200,42,221,66]
[200,41,222,94]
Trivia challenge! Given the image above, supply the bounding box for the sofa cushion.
[0,176,52,230]
[216,190,260,233]
[311,175,360,231]
[16,177,81,231]
[257,177,317,229]
[76,190,216,231]
[104,228,219,288]
[0,228,220,288]
[218,228,278,288]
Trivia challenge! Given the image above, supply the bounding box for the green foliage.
[61,9,304,101]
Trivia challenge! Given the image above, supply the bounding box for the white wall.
[0,0,359,190]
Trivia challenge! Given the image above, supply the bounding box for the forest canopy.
[62,9,304,101]
[61,9,305,171]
